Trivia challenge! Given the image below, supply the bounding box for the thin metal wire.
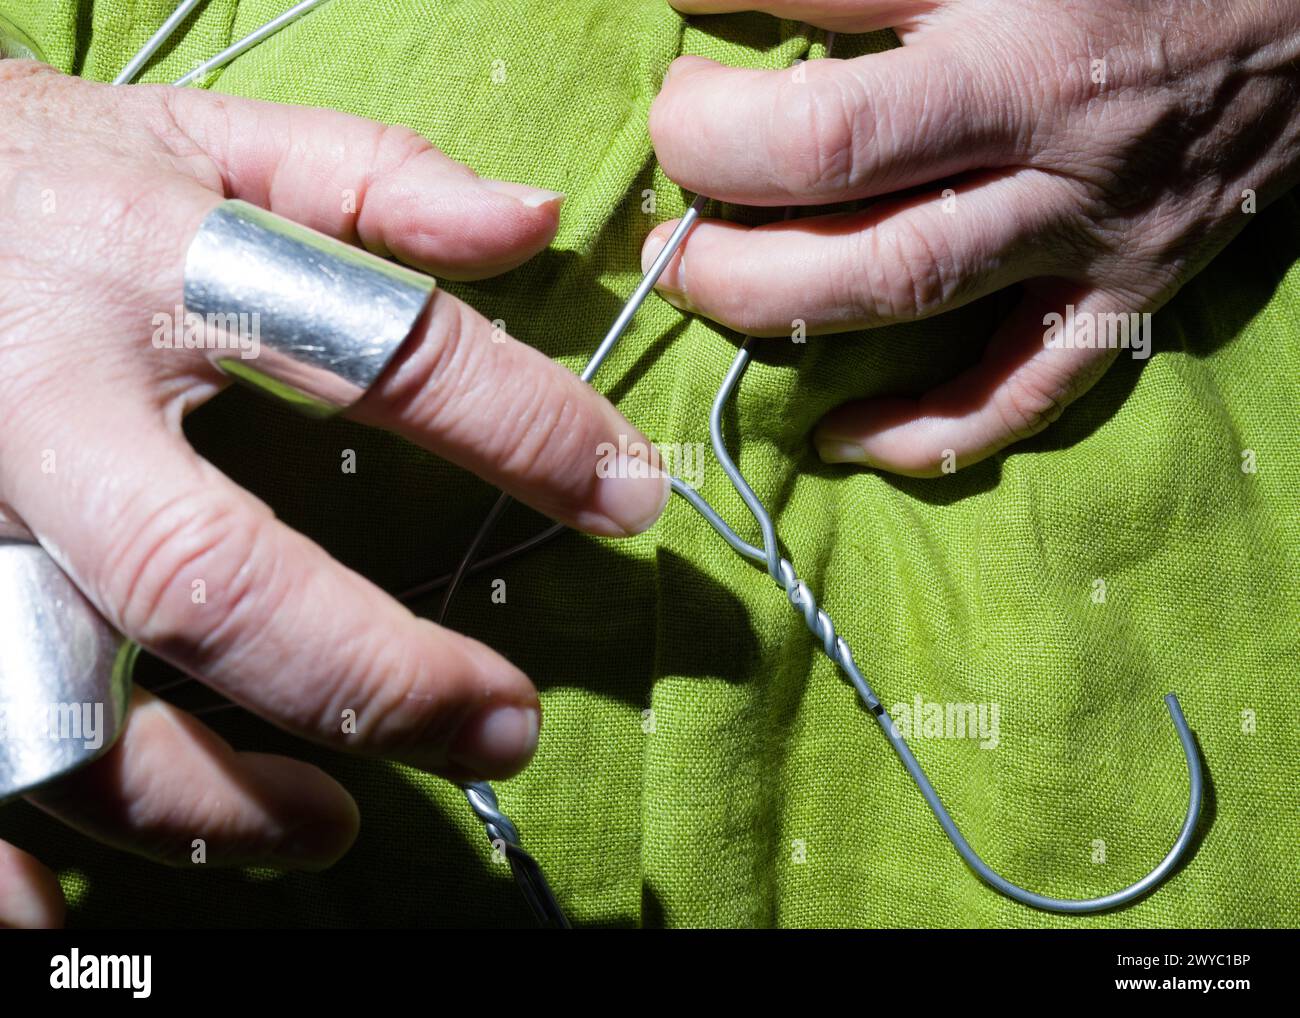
[440,290,1204,917]
[116,10,723,921]
[398,521,566,602]
[463,781,570,928]
[433,25,1202,917]
[113,0,206,85]
[442,195,709,927]
[435,195,709,627]
[172,0,334,87]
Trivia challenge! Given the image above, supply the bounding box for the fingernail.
[482,178,566,209]
[641,232,692,310]
[641,233,667,272]
[277,822,357,871]
[448,703,540,777]
[582,449,672,536]
[816,437,870,464]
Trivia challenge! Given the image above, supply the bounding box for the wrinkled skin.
[0,61,669,927]
[646,0,1300,474]
[4,0,1299,927]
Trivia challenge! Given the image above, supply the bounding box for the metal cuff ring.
[0,200,438,804]
[182,198,438,416]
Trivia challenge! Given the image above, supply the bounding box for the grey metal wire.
[441,314,1204,918]
[443,195,710,928]
[462,781,570,928]
[113,0,206,84]
[430,26,1203,918]
[173,0,333,87]
[434,196,709,627]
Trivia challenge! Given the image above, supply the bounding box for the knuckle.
[853,221,950,322]
[389,297,597,497]
[393,296,489,436]
[367,121,439,188]
[694,259,771,335]
[647,89,674,151]
[103,491,270,663]
[767,73,865,196]
[143,87,228,191]
[496,379,591,489]
[0,58,62,97]
[341,624,462,755]
[648,72,705,175]
[996,369,1069,444]
[108,766,230,865]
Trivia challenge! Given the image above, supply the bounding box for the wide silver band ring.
[0,538,133,804]
[183,199,438,415]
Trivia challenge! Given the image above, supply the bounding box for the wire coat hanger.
[106,7,1204,925]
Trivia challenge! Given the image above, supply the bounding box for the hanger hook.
[872,691,1203,913]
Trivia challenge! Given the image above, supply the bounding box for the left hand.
[645,0,1300,475]
[0,61,669,927]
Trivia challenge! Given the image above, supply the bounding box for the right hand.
[0,60,669,927]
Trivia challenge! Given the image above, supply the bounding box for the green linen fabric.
[0,0,1296,928]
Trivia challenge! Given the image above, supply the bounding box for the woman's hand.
[0,61,669,926]
[646,0,1300,475]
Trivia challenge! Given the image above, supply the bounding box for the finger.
[666,0,944,33]
[1,408,543,781]
[814,283,1128,476]
[640,169,1073,335]
[650,45,1022,206]
[352,292,672,537]
[0,839,65,929]
[24,134,666,538]
[134,84,564,280]
[27,687,358,871]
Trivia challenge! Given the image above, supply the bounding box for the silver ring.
[0,538,133,803]
[183,199,437,415]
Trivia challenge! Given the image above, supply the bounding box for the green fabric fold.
[0,0,1295,927]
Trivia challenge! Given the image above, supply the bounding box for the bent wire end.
[872,691,1203,914]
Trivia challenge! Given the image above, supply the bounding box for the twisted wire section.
[462,781,571,928]
[664,338,888,717]
[776,558,883,716]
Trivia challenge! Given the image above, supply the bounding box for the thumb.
[814,283,1133,476]
[131,83,565,280]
